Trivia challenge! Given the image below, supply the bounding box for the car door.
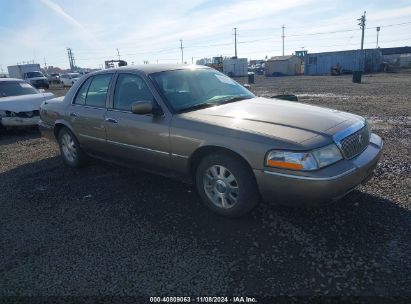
[68,73,113,154]
[104,72,171,170]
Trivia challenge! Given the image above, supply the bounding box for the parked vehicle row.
[38,65,383,217]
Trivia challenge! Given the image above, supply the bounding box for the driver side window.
[113,74,154,111]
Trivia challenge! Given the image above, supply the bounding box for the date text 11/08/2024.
[149,296,258,303]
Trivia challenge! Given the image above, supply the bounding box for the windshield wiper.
[179,101,220,113]
[179,96,251,113]
[217,95,251,104]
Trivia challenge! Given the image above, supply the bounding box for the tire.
[58,127,88,167]
[195,153,260,217]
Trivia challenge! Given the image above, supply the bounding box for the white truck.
[223,58,248,77]
[7,64,49,89]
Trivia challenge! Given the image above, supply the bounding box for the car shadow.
[1,156,410,297]
[0,128,41,145]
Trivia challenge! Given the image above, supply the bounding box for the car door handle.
[69,112,77,117]
[105,117,118,123]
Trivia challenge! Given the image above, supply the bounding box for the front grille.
[339,125,370,159]
[6,110,39,118]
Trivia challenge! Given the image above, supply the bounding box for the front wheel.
[195,153,260,217]
[58,128,88,167]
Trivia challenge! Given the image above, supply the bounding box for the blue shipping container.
[304,49,382,75]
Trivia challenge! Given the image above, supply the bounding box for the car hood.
[0,93,55,112]
[179,97,363,144]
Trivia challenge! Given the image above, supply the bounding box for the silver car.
[0,78,54,128]
[39,65,383,217]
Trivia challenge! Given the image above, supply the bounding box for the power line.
[69,20,411,59]
[62,19,411,66]
[285,20,411,38]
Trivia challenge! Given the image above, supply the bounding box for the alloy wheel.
[61,133,77,162]
[203,165,239,209]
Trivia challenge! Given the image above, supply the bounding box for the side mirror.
[131,100,153,115]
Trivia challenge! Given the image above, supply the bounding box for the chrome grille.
[339,125,370,159]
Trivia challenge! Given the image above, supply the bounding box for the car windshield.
[151,68,254,112]
[0,81,38,97]
[69,73,80,78]
[26,71,44,78]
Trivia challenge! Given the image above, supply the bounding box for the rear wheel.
[195,153,260,217]
[58,127,88,167]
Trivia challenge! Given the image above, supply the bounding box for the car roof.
[93,64,211,75]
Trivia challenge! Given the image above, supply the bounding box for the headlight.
[24,111,34,118]
[5,111,16,117]
[266,150,318,170]
[266,144,342,171]
[311,144,343,168]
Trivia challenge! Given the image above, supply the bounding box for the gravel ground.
[0,72,410,302]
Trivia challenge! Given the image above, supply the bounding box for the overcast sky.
[1,0,411,70]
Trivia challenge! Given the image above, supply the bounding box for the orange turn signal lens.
[266,160,304,170]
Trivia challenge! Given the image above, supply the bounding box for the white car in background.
[60,73,81,87]
[0,78,55,128]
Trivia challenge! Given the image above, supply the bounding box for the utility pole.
[234,27,238,58]
[180,39,184,64]
[282,25,285,56]
[376,26,380,48]
[116,48,121,60]
[67,48,74,71]
[358,11,366,50]
[71,50,76,70]
[43,57,47,71]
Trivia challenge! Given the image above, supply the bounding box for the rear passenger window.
[85,74,112,108]
[74,77,92,105]
[113,74,154,111]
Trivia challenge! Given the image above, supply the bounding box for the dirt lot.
[0,72,410,301]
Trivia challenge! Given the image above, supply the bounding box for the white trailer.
[8,64,41,79]
[223,58,248,77]
[7,64,49,89]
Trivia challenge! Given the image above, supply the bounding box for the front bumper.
[38,120,55,141]
[0,116,40,127]
[254,133,383,206]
